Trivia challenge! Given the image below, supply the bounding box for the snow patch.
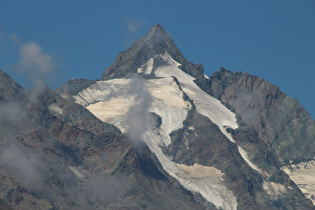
[73,78,131,106]
[137,53,181,75]
[86,98,135,132]
[237,147,263,174]
[47,103,63,115]
[147,77,190,108]
[282,160,315,205]
[176,163,223,179]
[69,165,86,179]
[263,181,287,198]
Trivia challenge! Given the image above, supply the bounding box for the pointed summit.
[102,24,189,80]
[144,24,167,36]
[139,24,169,44]
[148,23,165,33]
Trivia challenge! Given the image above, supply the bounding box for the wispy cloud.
[15,41,57,84]
[121,17,147,47]
[0,102,26,127]
[0,140,46,187]
[122,17,147,35]
[126,74,153,146]
[231,87,263,125]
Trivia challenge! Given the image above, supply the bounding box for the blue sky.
[0,0,314,118]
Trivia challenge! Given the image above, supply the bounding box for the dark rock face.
[0,70,24,104]
[0,198,14,210]
[207,68,315,166]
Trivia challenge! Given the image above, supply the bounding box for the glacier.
[72,53,287,209]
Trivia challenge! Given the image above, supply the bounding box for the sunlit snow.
[263,181,287,199]
[282,160,315,205]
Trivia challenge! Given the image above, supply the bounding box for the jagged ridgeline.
[0,24,314,209]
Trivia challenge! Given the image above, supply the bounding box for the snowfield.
[73,53,289,209]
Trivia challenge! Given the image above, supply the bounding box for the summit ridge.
[138,24,169,44]
[101,24,200,81]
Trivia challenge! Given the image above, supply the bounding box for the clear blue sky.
[0,0,314,118]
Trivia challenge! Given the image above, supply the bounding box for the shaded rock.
[207,68,315,166]
[0,70,24,104]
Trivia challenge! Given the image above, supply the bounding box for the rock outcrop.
[207,68,315,166]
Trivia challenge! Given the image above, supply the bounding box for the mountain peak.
[151,23,164,30]
[147,24,166,35]
[132,24,172,49]
[101,24,188,80]
[140,24,169,43]
[101,24,206,89]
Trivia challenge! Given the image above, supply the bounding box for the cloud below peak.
[16,41,57,82]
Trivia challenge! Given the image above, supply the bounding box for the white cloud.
[121,17,147,47]
[0,140,45,186]
[13,40,59,88]
[17,42,55,77]
[0,102,26,126]
[125,74,153,146]
[122,17,147,35]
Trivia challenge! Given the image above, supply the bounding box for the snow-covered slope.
[73,53,288,209]
[138,54,264,174]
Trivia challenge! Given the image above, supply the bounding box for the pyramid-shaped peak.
[136,24,171,45]
[102,24,204,81]
[149,24,165,32]
[146,24,167,35]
